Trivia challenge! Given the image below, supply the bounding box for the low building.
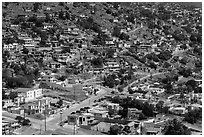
[2,116,21,135]
[88,107,109,118]
[127,108,142,119]
[21,98,51,115]
[14,88,43,102]
[145,127,161,135]
[2,99,15,110]
[169,107,187,115]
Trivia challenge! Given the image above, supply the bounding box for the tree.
[33,2,41,12]
[119,33,129,41]
[138,112,147,120]
[180,58,188,65]
[149,62,157,69]
[196,34,202,43]
[58,2,64,6]
[27,15,37,22]
[22,119,31,126]
[128,87,134,94]
[118,107,128,118]
[91,58,103,67]
[162,106,169,114]
[110,125,121,135]
[189,34,197,42]
[118,86,123,92]
[2,89,8,100]
[157,50,172,61]
[184,109,201,124]
[186,79,197,90]
[156,100,164,112]
[2,69,13,79]
[22,47,29,54]
[195,60,202,68]
[111,96,121,104]
[59,10,65,20]
[112,26,121,37]
[103,74,117,88]
[108,109,115,117]
[142,102,154,117]
[57,99,63,107]
[58,76,67,81]
[163,119,191,135]
[180,44,187,50]
[123,126,131,134]
[2,101,5,107]
[15,116,24,123]
[163,62,171,68]
[61,47,70,53]
[35,19,44,27]
[106,49,115,58]
[9,92,18,101]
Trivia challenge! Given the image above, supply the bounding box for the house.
[3,44,14,51]
[146,87,165,95]
[102,102,121,112]
[10,107,25,115]
[21,97,51,115]
[67,114,80,126]
[145,127,161,135]
[88,107,109,118]
[2,116,21,135]
[43,23,53,30]
[80,113,95,125]
[45,60,62,69]
[91,67,105,74]
[41,75,57,83]
[127,108,142,119]
[18,37,35,50]
[169,107,187,115]
[14,88,43,102]
[105,40,115,46]
[2,99,15,110]
[105,60,120,72]
[67,113,95,126]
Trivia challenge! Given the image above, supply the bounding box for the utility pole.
[23,106,25,119]
[73,123,75,135]
[74,85,76,101]
[44,106,47,131]
[60,110,63,125]
[40,124,42,134]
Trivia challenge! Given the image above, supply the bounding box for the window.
[83,118,85,121]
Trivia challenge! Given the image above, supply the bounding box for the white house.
[14,88,43,102]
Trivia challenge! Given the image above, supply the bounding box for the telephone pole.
[74,85,76,101]
[40,124,42,134]
[73,123,76,135]
[60,110,63,125]
[44,107,47,131]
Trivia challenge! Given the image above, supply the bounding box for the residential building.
[14,88,43,102]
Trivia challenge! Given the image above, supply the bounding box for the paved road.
[2,111,56,131]
[43,72,167,131]
[3,71,168,133]
[47,85,112,125]
[4,85,113,132]
[123,72,168,92]
[128,26,143,34]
